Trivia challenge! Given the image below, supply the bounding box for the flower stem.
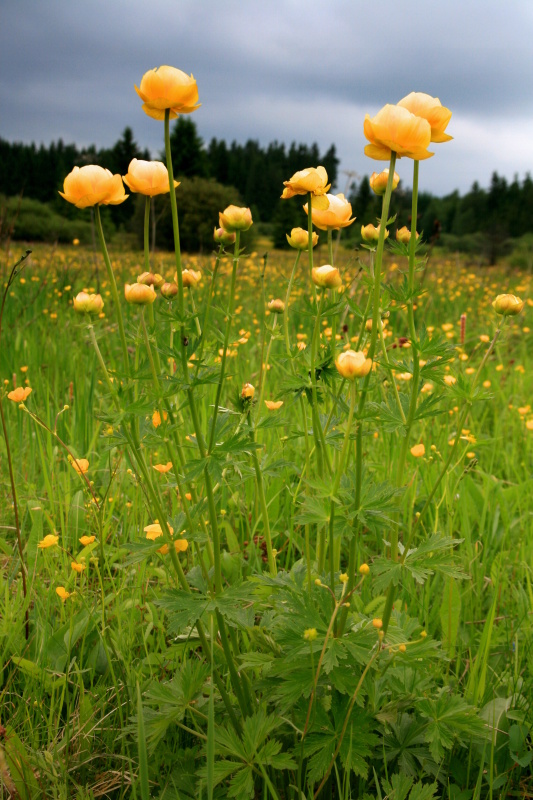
[283,250,301,356]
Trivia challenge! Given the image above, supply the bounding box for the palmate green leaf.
[157,583,255,633]
[345,474,403,533]
[417,326,456,361]
[416,694,485,762]
[367,400,407,434]
[294,495,330,526]
[371,534,466,592]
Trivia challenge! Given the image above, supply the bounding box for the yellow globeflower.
[59,165,128,208]
[180,269,202,288]
[124,283,156,305]
[281,166,330,204]
[335,350,372,379]
[218,206,253,232]
[135,65,200,120]
[123,159,179,196]
[73,292,104,314]
[144,522,174,540]
[267,299,285,314]
[361,223,387,244]
[70,458,89,475]
[286,227,319,250]
[303,193,355,231]
[410,443,425,457]
[56,586,71,602]
[364,104,433,161]
[397,92,453,143]
[7,386,32,403]
[312,264,342,289]
[369,169,400,195]
[492,294,524,316]
[396,226,419,244]
[241,382,255,400]
[38,534,59,549]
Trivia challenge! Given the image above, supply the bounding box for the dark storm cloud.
[2,0,533,194]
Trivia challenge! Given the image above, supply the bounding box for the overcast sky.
[2,0,533,196]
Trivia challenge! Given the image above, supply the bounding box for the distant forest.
[2,119,533,261]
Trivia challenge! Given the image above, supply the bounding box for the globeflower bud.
[369,169,400,196]
[492,294,524,316]
[218,205,253,232]
[335,350,372,379]
[268,298,285,314]
[123,159,179,196]
[361,224,388,244]
[396,226,419,244]
[137,272,156,285]
[286,227,319,250]
[311,264,342,289]
[124,283,156,305]
[160,282,178,299]
[241,382,255,400]
[73,291,104,314]
[214,227,237,245]
[178,269,201,288]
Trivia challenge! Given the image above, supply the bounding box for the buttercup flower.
[397,92,453,143]
[71,458,89,475]
[359,563,370,575]
[59,165,128,208]
[124,283,156,305]
[410,443,425,457]
[79,535,96,546]
[7,386,32,403]
[218,206,253,232]
[286,227,319,250]
[123,159,179,196]
[38,534,59,549]
[303,628,318,642]
[71,561,86,573]
[214,227,236,245]
[361,224,388,244]
[265,400,284,410]
[56,586,71,602]
[281,167,330,204]
[241,382,255,400]
[135,65,200,121]
[73,292,104,315]
[158,538,188,555]
[303,193,355,231]
[268,299,285,314]
[153,462,173,473]
[370,169,400,196]
[144,522,174,540]
[492,294,524,316]
[312,264,342,289]
[335,350,372,379]
[364,105,433,161]
[152,409,168,427]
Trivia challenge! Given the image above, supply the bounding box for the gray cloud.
[2,0,533,195]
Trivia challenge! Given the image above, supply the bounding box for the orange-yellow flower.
[214,227,236,245]
[124,283,156,305]
[410,443,425,457]
[71,561,86,573]
[71,458,89,475]
[59,165,128,208]
[79,535,96,546]
[303,193,355,231]
[152,409,168,427]
[369,169,400,195]
[158,538,188,555]
[361,224,388,244]
[38,534,59,549]
[135,65,200,121]
[364,105,433,161]
[265,400,284,410]
[281,166,330,203]
[73,292,104,314]
[396,226,419,244]
[123,159,179,196]
[161,282,178,299]
[397,92,452,143]
[286,227,319,250]
[218,206,253,232]
[267,299,285,314]
[335,350,372,379]
[153,462,173,473]
[56,586,71,602]
[492,294,524,316]
[241,382,255,400]
[144,522,174,540]
[7,386,32,403]
[179,269,202,288]
[312,265,342,289]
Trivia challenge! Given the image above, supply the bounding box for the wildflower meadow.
[1,67,532,799]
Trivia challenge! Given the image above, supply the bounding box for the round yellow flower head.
[312,264,342,289]
[286,227,319,250]
[160,282,178,299]
[492,294,524,316]
[369,169,400,196]
[364,104,433,161]
[281,166,330,201]
[59,165,128,208]
[268,298,285,314]
[73,291,104,315]
[303,193,355,231]
[410,443,425,457]
[38,534,59,549]
[361,224,388,244]
[135,65,200,120]
[241,382,255,400]
[179,269,201,288]
[303,627,318,642]
[144,522,174,540]
[335,350,372,380]
[396,226,419,244]
[56,586,71,602]
[124,283,156,305]
[359,563,370,575]
[214,227,237,245]
[70,457,89,475]
[123,159,179,196]
[372,618,383,629]
[219,205,253,232]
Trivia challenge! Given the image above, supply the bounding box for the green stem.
[143,196,151,274]
[248,415,277,575]
[307,192,317,302]
[164,110,184,315]
[283,250,302,356]
[327,229,337,350]
[257,316,277,418]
